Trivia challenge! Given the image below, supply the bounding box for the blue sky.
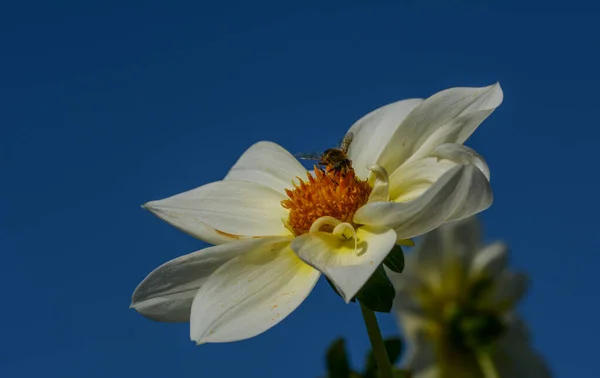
[1,1,598,377]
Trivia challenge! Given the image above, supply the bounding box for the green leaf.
[383,245,405,273]
[363,338,404,378]
[326,338,351,378]
[356,266,395,313]
[382,338,403,364]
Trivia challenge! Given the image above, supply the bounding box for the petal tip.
[190,333,207,345]
[141,201,158,212]
[190,329,204,345]
[487,82,504,104]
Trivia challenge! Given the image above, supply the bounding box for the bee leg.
[317,162,330,182]
[326,164,341,186]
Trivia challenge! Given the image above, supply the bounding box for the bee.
[296,132,354,178]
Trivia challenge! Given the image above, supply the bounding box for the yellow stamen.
[281,166,372,236]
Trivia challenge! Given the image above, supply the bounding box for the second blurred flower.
[390,217,551,378]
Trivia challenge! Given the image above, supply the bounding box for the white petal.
[355,164,492,240]
[469,242,508,279]
[391,288,425,315]
[390,272,432,319]
[482,271,529,311]
[377,84,503,174]
[401,331,440,378]
[401,229,445,291]
[144,180,291,244]
[367,164,390,202]
[189,241,319,343]
[495,316,553,378]
[415,216,484,290]
[346,99,423,178]
[432,143,490,181]
[445,167,493,223]
[495,346,553,378]
[499,314,531,345]
[130,237,291,322]
[388,157,457,202]
[290,226,397,302]
[224,141,307,195]
[437,216,483,260]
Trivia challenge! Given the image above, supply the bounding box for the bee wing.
[340,132,354,153]
[294,152,322,161]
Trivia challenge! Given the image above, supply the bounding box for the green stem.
[359,302,394,378]
[476,351,499,378]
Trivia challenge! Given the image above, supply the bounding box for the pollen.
[281,166,372,235]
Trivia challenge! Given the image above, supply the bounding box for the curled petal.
[332,222,358,252]
[355,165,492,240]
[224,141,307,195]
[378,83,503,173]
[290,226,397,303]
[389,157,457,202]
[189,241,319,344]
[309,216,341,234]
[367,164,390,202]
[130,236,291,322]
[432,143,490,180]
[144,180,291,244]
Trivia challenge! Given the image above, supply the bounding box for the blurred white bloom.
[131,84,502,344]
[390,217,551,378]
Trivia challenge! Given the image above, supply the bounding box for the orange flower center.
[281,166,372,235]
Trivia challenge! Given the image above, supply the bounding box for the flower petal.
[346,99,423,178]
[224,141,307,195]
[377,84,503,174]
[355,164,492,240]
[144,180,291,244]
[130,236,291,322]
[189,241,319,343]
[388,157,457,202]
[437,216,483,260]
[417,216,485,292]
[481,271,529,311]
[469,241,508,280]
[400,229,446,291]
[290,226,397,302]
[494,316,553,378]
[402,332,440,378]
[495,345,553,378]
[432,143,490,181]
[367,164,390,202]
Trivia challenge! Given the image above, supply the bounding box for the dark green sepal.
[383,245,405,273]
[356,265,395,313]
